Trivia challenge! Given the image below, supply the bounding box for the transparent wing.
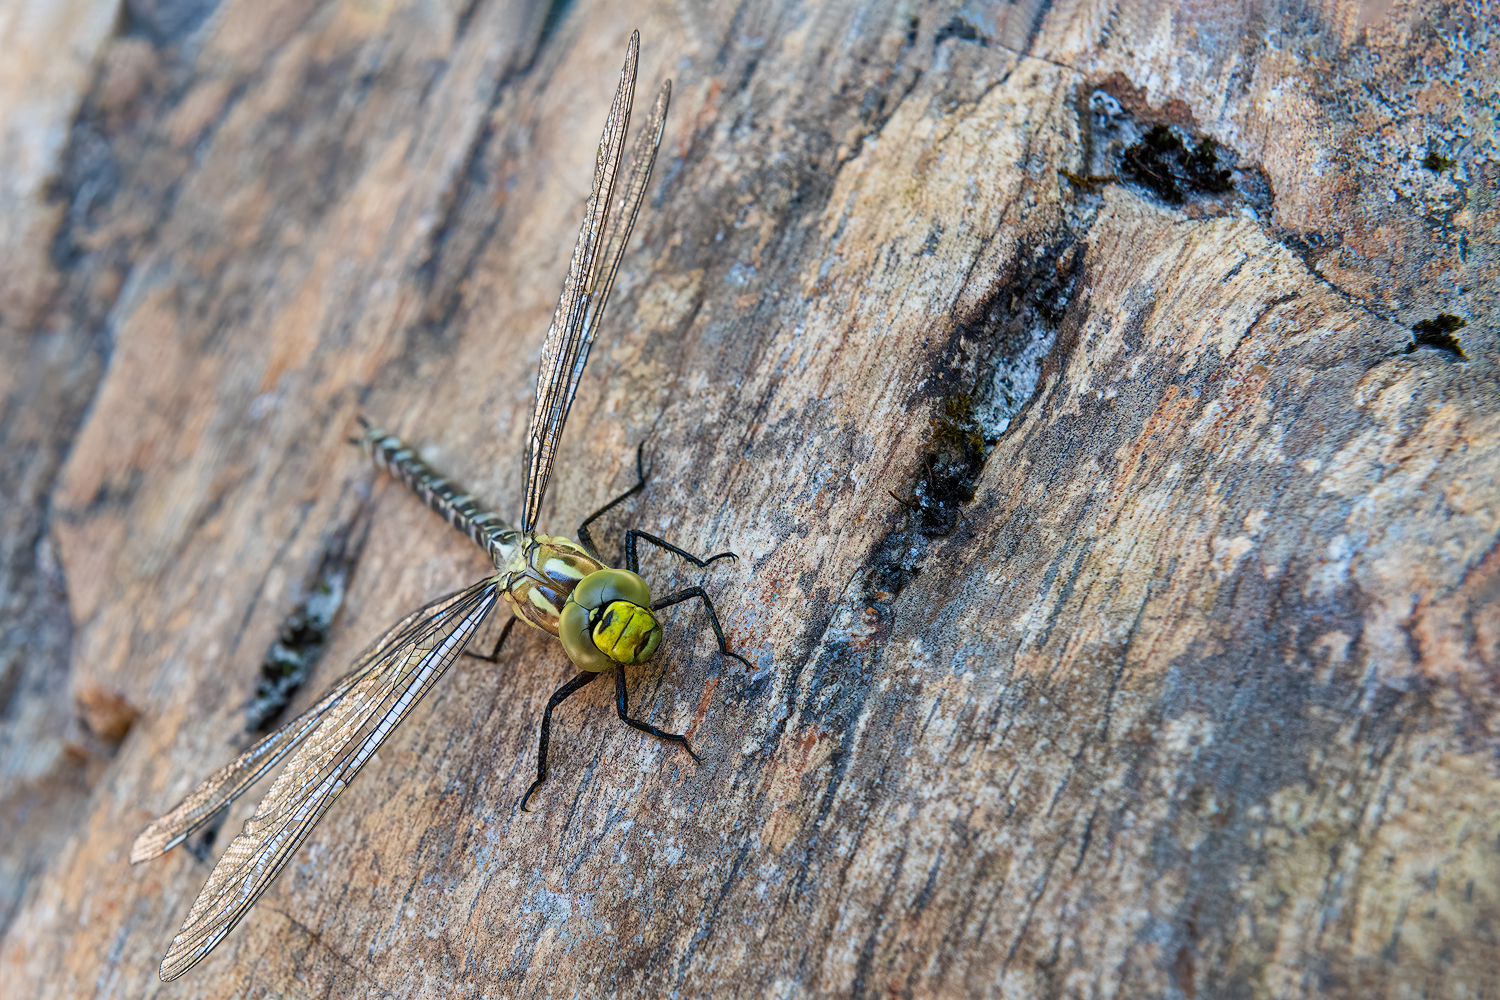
[579,78,671,369]
[130,596,446,864]
[154,578,500,981]
[522,31,672,532]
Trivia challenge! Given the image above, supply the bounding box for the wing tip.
[158,940,191,981]
[131,824,186,864]
[130,831,161,865]
[158,952,192,982]
[621,30,641,83]
[159,921,221,981]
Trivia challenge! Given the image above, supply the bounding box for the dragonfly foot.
[520,778,544,812]
[625,530,742,574]
[522,670,602,811]
[650,586,752,670]
[616,668,699,761]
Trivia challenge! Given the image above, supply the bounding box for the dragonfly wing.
[577,78,671,361]
[523,31,670,533]
[130,594,446,864]
[156,579,500,981]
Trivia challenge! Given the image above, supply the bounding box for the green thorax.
[500,534,605,636]
[500,534,663,673]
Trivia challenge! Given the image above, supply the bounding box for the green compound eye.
[571,568,651,611]
[558,568,659,671]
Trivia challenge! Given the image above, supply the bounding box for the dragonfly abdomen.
[360,427,520,567]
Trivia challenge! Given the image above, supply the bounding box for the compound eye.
[571,568,652,612]
[559,601,613,672]
[592,601,662,665]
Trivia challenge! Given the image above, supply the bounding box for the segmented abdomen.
[359,426,519,568]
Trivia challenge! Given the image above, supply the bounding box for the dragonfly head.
[559,568,662,671]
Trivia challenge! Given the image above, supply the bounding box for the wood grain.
[0,0,1493,997]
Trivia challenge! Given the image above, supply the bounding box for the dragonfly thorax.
[500,534,607,636]
[500,536,662,672]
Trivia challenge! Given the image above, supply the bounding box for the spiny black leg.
[577,442,648,561]
[521,670,603,811]
[462,617,517,664]
[651,586,753,670]
[615,667,698,761]
[625,530,737,576]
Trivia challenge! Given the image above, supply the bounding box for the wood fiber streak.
[0,0,1493,998]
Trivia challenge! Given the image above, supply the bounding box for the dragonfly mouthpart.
[593,601,663,665]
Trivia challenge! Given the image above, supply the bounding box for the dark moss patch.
[1120,125,1234,205]
[1406,314,1466,359]
[930,393,986,457]
[891,394,986,538]
[244,519,368,732]
[873,238,1085,600]
[934,16,988,46]
[1079,82,1271,218]
[1422,150,1454,172]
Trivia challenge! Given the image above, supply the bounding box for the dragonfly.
[130,32,750,981]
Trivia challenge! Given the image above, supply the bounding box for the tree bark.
[1,0,1494,997]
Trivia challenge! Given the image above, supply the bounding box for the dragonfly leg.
[346,414,372,445]
[624,530,737,575]
[462,617,516,664]
[521,670,603,811]
[651,587,753,669]
[577,443,648,561]
[614,666,700,760]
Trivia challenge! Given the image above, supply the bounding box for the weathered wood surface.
[1,0,1494,997]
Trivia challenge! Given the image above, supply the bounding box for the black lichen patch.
[1119,125,1234,204]
[185,819,224,863]
[243,521,367,732]
[892,394,986,538]
[1079,81,1272,219]
[246,597,336,732]
[1406,314,1467,359]
[967,240,1083,434]
[1279,230,1343,272]
[1422,150,1454,172]
[873,237,1085,600]
[934,16,989,46]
